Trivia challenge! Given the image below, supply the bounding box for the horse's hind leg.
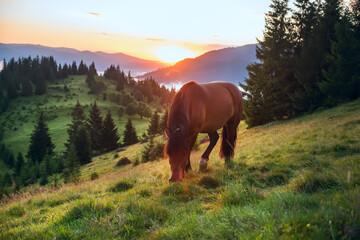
[199,131,219,171]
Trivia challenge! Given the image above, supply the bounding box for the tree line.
[240,0,360,127]
[0,56,95,114]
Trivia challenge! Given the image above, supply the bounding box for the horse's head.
[164,125,190,182]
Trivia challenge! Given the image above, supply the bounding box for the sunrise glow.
[155,46,196,64]
[0,0,271,62]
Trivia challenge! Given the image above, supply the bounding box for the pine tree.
[102,111,120,151]
[39,155,52,185]
[123,119,138,146]
[35,72,47,95]
[75,125,92,165]
[240,0,295,126]
[141,135,154,163]
[292,0,341,113]
[77,60,88,75]
[159,110,169,133]
[290,0,322,113]
[87,102,103,151]
[85,71,95,88]
[116,80,124,91]
[148,111,160,135]
[4,152,15,169]
[21,76,33,96]
[65,101,86,153]
[63,142,80,183]
[27,111,55,162]
[88,62,97,76]
[320,10,360,105]
[14,152,24,175]
[71,61,77,75]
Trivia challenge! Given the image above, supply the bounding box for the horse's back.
[181,81,242,133]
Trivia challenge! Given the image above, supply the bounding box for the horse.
[164,81,243,182]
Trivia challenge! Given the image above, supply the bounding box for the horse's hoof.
[199,158,208,172]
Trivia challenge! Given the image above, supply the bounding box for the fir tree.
[88,62,97,76]
[159,110,169,133]
[65,101,86,153]
[39,155,52,185]
[35,72,47,95]
[75,125,92,165]
[123,119,138,146]
[102,111,120,151]
[14,152,24,175]
[21,77,33,96]
[27,111,55,162]
[77,60,88,75]
[71,61,78,75]
[148,111,160,135]
[63,142,80,183]
[320,11,360,105]
[141,135,154,163]
[87,102,104,151]
[85,72,95,88]
[240,0,296,126]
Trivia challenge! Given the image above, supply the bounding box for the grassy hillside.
[0,75,151,155]
[0,99,359,239]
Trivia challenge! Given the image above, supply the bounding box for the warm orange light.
[155,46,196,64]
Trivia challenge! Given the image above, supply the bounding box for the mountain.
[0,43,167,75]
[139,44,257,85]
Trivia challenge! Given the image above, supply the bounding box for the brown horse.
[164,81,243,182]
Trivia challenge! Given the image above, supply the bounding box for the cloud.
[86,12,101,17]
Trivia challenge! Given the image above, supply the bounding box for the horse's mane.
[164,82,197,157]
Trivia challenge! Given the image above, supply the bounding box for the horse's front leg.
[199,131,219,172]
[185,133,198,172]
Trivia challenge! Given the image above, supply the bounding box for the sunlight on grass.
[1,99,359,239]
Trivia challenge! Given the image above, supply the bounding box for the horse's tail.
[219,85,243,159]
[219,123,237,159]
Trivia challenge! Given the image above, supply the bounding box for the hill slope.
[1,99,359,239]
[139,44,257,84]
[0,75,151,155]
[0,43,166,75]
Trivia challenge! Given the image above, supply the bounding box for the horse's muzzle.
[169,169,184,182]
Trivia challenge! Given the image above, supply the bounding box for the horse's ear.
[164,127,170,139]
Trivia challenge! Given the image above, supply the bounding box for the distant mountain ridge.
[139,44,257,85]
[0,43,167,75]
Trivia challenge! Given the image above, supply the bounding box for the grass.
[0,98,359,239]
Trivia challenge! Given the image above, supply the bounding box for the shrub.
[109,180,134,192]
[141,138,164,163]
[90,172,99,180]
[7,204,25,217]
[116,157,132,167]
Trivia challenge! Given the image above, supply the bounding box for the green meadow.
[1,98,359,239]
[0,75,151,155]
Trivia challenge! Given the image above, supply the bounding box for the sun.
[155,46,195,64]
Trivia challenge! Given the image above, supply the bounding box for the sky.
[0,0,273,63]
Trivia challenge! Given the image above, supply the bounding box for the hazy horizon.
[0,0,275,63]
